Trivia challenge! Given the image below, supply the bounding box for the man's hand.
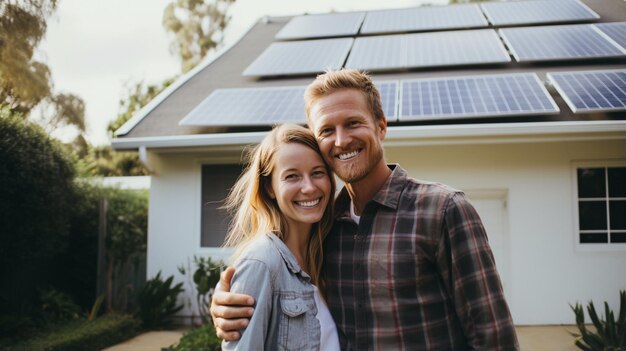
[210,266,255,341]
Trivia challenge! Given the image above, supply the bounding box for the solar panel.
[179,86,306,127]
[275,12,365,40]
[374,80,399,121]
[594,22,626,50]
[480,0,599,26]
[361,4,488,35]
[405,29,510,68]
[399,73,559,121]
[499,24,626,62]
[243,38,353,77]
[547,70,626,113]
[345,35,405,71]
[345,29,510,71]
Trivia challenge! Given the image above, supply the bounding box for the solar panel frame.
[480,0,600,27]
[594,22,626,51]
[399,73,559,121]
[242,38,354,77]
[179,86,307,127]
[547,70,626,113]
[499,24,626,62]
[275,12,365,40]
[361,3,488,35]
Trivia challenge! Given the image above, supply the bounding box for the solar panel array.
[179,81,398,127]
[345,29,510,71]
[361,4,488,35]
[400,73,559,121]
[179,86,306,126]
[547,70,626,113]
[594,22,626,50]
[275,12,365,40]
[242,38,353,77]
[499,24,626,62]
[480,0,599,26]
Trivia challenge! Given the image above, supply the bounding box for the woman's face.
[267,143,331,233]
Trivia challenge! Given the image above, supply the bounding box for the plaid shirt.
[322,165,519,351]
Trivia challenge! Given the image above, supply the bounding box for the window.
[201,164,243,247]
[576,165,626,246]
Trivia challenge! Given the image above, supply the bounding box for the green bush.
[3,314,140,351]
[178,256,225,324]
[0,111,76,321]
[137,271,184,329]
[163,324,221,351]
[570,290,626,351]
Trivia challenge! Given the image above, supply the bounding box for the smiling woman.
[220,124,339,350]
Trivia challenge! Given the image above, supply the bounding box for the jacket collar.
[265,232,311,280]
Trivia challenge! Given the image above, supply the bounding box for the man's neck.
[345,161,392,215]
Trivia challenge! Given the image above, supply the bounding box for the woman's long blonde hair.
[223,124,335,286]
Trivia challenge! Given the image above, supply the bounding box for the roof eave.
[111,120,626,150]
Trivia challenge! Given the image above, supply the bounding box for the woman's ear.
[264,179,276,199]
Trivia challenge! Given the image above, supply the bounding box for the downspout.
[138,145,155,174]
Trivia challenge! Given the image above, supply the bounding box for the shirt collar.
[265,232,310,279]
[334,164,407,219]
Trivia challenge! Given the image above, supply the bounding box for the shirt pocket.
[278,296,316,350]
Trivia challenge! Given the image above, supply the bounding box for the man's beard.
[333,143,384,184]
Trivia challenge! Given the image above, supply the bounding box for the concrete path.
[105,325,581,350]
[103,330,185,351]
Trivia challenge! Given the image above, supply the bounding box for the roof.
[112,0,626,150]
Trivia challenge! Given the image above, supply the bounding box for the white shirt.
[313,285,340,351]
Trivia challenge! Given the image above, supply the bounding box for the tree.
[163,0,236,73]
[0,0,57,113]
[0,0,87,143]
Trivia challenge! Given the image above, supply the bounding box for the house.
[112,0,626,325]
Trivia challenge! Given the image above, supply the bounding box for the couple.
[216,69,519,350]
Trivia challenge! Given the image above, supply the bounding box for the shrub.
[178,256,225,325]
[570,290,626,351]
[3,313,140,351]
[0,111,77,318]
[163,323,222,351]
[136,271,184,329]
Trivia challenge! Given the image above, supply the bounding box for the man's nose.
[334,127,351,148]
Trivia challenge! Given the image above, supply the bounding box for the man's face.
[308,89,386,184]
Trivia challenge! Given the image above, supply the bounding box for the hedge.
[5,314,140,351]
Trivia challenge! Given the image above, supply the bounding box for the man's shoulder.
[404,176,463,198]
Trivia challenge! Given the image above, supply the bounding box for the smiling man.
[211,69,519,350]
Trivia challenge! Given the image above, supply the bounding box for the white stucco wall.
[146,138,626,324]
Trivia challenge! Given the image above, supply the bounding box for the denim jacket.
[222,232,321,351]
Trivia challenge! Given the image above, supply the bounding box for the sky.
[40,0,445,146]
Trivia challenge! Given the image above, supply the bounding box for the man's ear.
[377,116,387,140]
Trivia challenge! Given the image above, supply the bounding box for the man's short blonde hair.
[304,69,385,126]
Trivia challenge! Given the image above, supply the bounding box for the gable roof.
[112,0,626,150]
